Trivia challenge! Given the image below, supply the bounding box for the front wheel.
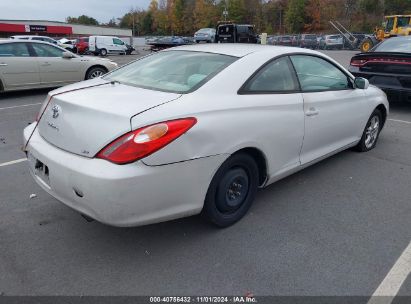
[202,153,259,227]
[356,109,382,152]
[86,66,107,79]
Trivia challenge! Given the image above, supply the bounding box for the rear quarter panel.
[131,50,306,178]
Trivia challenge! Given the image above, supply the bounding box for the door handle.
[306,107,320,117]
[41,62,51,66]
[0,63,7,66]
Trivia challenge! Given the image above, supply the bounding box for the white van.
[88,36,127,56]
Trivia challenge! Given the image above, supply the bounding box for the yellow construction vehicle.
[360,15,411,52]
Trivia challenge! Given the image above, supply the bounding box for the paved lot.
[0,49,410,297]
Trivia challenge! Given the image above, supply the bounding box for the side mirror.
[354,77,369,90]
[62,52,74,59]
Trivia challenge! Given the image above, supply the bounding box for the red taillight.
[351,57,411,67]
[96,118,197,165]
[350,58,368,67]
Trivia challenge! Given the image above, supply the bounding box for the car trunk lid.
[38,82,181,158]
[352,52,411,75]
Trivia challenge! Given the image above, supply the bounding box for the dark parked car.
[277,35,293,46]
[299,34,318,49]
[216,23,258,43]
[348,36,411,102]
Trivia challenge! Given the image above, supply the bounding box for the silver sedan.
[24,44,389,227]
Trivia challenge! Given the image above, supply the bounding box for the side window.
[0,43,30,57]
[386,18,394,32]
[31,43,64,57]
[290,55,351,92]
[242,56,299,93]
[113,38,124,45]
[32,37,43,41]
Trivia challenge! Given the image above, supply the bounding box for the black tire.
[202,153,259,227]
[85,66,108,80]
[355,109,383,152]
[360,38,374,52]
[100,48,107,56]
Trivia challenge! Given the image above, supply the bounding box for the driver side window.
[290,55,351,92]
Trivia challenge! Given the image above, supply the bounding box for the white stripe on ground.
[0,102,42,111]
[388,119,411,125]
[0,158,27,167]
[367,241,411,304]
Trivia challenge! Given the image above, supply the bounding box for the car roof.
[0,39,55,45]
[166,44,321,58]
[11,35,53,38]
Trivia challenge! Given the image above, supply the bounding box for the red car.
[76,37,89,54]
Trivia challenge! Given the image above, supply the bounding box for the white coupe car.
[0,40,117,92]
[24,44,389,227]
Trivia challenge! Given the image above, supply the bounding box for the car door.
[113,38,125,53]
[290,54,368,164]
[239,56,305,179]
[29,42,84,85]
[0,42,40,90]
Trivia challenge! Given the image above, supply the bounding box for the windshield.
[198,28,211,33]
[104,51,237,93]
[374,38,411,53]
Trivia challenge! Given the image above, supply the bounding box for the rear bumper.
[350,69,411,100]
[325,42,343,47]
[194,36,212,41]
[24,123,228,227]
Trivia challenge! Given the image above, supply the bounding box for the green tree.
[285,0,306,33]
[227,0,247,23]
[66,15,99,25]
[384,0,411,14]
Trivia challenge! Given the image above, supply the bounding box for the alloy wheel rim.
[365,116,380,149]
[90,70,104,78]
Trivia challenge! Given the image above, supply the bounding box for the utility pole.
[223,8,228,21]
[223,0,228,21]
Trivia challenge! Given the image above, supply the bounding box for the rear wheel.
[356,109,382,152]
[202,153,259,227]
[100,48,108,56]
[86,66,107,80]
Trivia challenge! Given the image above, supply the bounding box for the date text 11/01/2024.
[149,296,257,303]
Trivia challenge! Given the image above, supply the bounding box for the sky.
[0,0,152,24]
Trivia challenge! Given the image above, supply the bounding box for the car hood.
[38,79,181,158]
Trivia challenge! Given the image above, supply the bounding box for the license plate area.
[28,153,50,187]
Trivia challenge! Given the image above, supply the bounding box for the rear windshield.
[374,38,411,52]
[104,51,237,93]
[329,35,341,39]
[218,24,234,35]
